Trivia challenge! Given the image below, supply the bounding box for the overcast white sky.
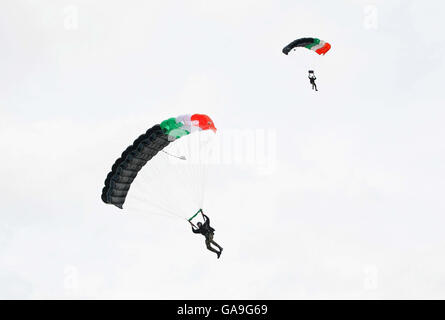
[1,0,445,299]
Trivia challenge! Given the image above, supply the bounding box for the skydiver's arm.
[189,220,199,231]
[203,216,211,228]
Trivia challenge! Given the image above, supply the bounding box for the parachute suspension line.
[128,152,187,219]
[126,176,184,220]
[127,200,181,221]
[124,149,183,218]
[197,144,209,209]
[163,141,200,214]
[127,191,182,220]
[168,139,203,215]
[194,144,202,208]
[161,150,187,160]
[187,132,212,210]
[170,132,212,212]
[178,155,198,207]
[126,135,209,220]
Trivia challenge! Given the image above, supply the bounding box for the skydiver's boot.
[213,242,223,259]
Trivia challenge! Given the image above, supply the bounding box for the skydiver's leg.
[205,239,220,256]
[210,240,223,252]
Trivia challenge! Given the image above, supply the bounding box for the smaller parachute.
[282,37,331,56]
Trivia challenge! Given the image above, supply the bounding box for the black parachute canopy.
[282,37,315,55]
[101,125,171,209]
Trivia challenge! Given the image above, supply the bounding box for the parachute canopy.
[101,114,216,209]
[282,37,331,56]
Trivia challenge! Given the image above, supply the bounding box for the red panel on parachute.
[316,42,331,55]
[192,114,217,132]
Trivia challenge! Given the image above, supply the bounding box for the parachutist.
[308,70,318,91]
[282,38,330,91]
[190,209,223,258]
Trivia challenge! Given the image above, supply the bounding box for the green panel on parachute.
[160,118,190,139]
[304,38,320,49]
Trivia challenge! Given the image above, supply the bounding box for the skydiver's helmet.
[308,70,314,75]
[197,222,202,228]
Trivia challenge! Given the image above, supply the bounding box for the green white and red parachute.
[282,37,331,56]
[101,114,216,220]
